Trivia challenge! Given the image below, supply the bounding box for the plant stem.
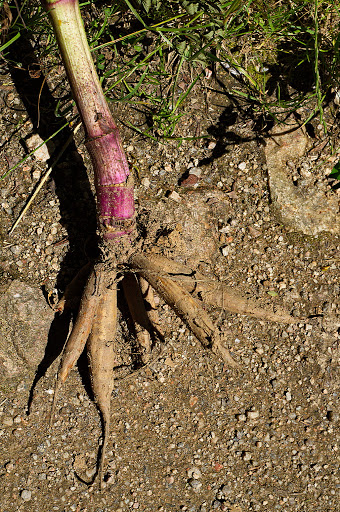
[42,0,135,240]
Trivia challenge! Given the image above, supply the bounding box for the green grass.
[1,0,340,146]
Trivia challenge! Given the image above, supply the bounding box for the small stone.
[26,134,51,162]
[32,169,41,180]
[246,410,260,420]
[13,414,21,424]
[242,451,252,461]
[10,245,23,255]
[181,174,199,187]
[168,191,181,202]
[21,489,32,501]
[141,177,150,188]
[238,162,247,171]
[188,478,202,490]
[2,416,13,427]
[222,484,232,495]
[212,500,223,509]
[189,167,202,178]
[187,467,202,479]
[235,413,246,422]
[221,245,230,257]
[164,163,172,173]
[5,461,15,472]
[285,391,292,401]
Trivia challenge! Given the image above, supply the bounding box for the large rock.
[0,280,54,378]
[265,120,340,235]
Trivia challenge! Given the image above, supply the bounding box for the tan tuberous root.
[50,264,105,426]
[87,270,118,488]
[129,253,239,368]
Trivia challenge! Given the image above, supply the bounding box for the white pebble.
[187,467,202,479]
[285,391,292,401]
[26,134,51,162]
[168,191,181,202]
[235,413,246,422]
[141,177,150,188]
[238,162,247,171]
[32,169,41,180]
[2,416,13,427]
[221,246,230,257]
[246,410,260,420]
[164,163,172,173]
[21,489,32,501]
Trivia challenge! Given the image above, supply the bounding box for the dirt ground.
[0,43,339,512]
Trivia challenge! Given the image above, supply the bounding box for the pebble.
[235,413,246,422]
[141,177,151,188]
[285,391,292,401]
[10,245,23,255]
[221,246,230,257]
[181,174,199,187]
[32,169,41,180]
[26,134,51,162]
[238,161,247,170]
[242,451,252,461]
[188,478,202,490]
[21,489,32,501]
[189,167,202,177]
[212,500,223,509]
[168,191,181,202]
[2,416,13,427]
[246,410,260,420]
[187,466,202,479]
[1,202,12,215]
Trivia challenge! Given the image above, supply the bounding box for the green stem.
[43,0,116,138]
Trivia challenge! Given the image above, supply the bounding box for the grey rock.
[265,120,340,235]
[0,280,54,375]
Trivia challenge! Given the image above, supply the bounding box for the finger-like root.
[145,253,300,324]
[138,276,165,338]
[87,270,118,488]
[129,253,239,368]
[122,273,154,364]
[50,264,105,425]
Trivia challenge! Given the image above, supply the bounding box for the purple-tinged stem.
[42,0,135,240]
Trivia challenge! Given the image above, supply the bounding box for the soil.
[0,35,339,512]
